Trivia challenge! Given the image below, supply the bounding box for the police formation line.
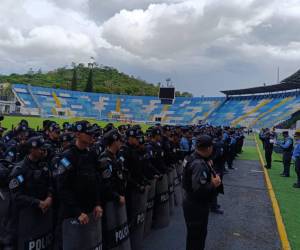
[259,128,300,188]
[0,119,245,250]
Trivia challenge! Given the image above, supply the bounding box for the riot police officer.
[4,125,32,163]
[119,128,148,250]
[56,121,103,250]
[57,120,103,222]
[0,160,15,250]
[44,122,61,159]
[99,129,125,205]
[98,129,131,250]
[211,130,225,214]
[119,128,147,209]
[145,127,168,175]
[182,135,222,250]
[227,131,236,169]
[8,136,54,250]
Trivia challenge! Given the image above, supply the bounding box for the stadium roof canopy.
[221,69,300,96]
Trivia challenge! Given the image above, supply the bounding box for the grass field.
[254,135,300,250]
[237,145,259,161]
[0,115,150,131]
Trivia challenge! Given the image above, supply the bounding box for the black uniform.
[0,160,15,249]
[145,141,168,175]
[211,137,225,211]
[98,149,126,204]
[119,143,147,217]
[263,132,275,169]
[7,156,53,249]
[182,151,217,250]
[138,144,160,180]
[57,144,102,219]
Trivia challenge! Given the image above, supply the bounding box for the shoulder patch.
[9,175,24,190]
[54,157,72,176]
[60,157,71,169]
[102,168,112,179]
[199,171,208,185]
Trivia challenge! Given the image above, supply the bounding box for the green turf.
[0,115,150,131]
[254,135,300,250]
[237,146,259,161]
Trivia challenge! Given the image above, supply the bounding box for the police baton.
[207,161,224,194]
[207,161,217,178]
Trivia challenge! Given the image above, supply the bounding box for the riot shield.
[152,174,170,229]
[128,188,148,250]
[0,189,9,220]
[0,188,10,247]
[17,207,53,250]
[173,168,183,206]
[62,213,102,250]
[176,162,184,177]
[143,179,156,237]
[167,170,175,215]
[104,201,131,250]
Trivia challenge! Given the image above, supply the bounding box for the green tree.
[85,69,93,92]
[0,63,193,97]
[71,67,78,91]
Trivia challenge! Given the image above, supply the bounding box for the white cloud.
[1,0,300,95]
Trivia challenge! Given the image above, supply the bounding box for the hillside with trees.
[0,64,193,97]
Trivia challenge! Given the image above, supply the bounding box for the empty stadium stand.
[11,69,300,127]
[12,83,225,124]
[206,93,300,128]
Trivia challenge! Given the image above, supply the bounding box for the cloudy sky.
[1,0,300,96]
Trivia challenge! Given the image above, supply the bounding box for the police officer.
[55,121,103,250]
[168,130,184,166]
[119,128,148,250]
[59,132,74,152]
[0,160,15,250]
[292,131,300,188]
[57,120,103,224]
[8,136,53,249]
[180,127,190,155]
[226,131,236,170]
[182,135,222,250]
[119,128,147,214]
[236,129,245,154]
[263,130,275,169]
[145,127,168,175]
[44,122,61,159]
[62,122,72,132]
[277,131,293,177]
[4,124,32,163]
[98,129,131,250]
[137,131,160,181]
[99,129,125,205]
[211,130,225,214]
